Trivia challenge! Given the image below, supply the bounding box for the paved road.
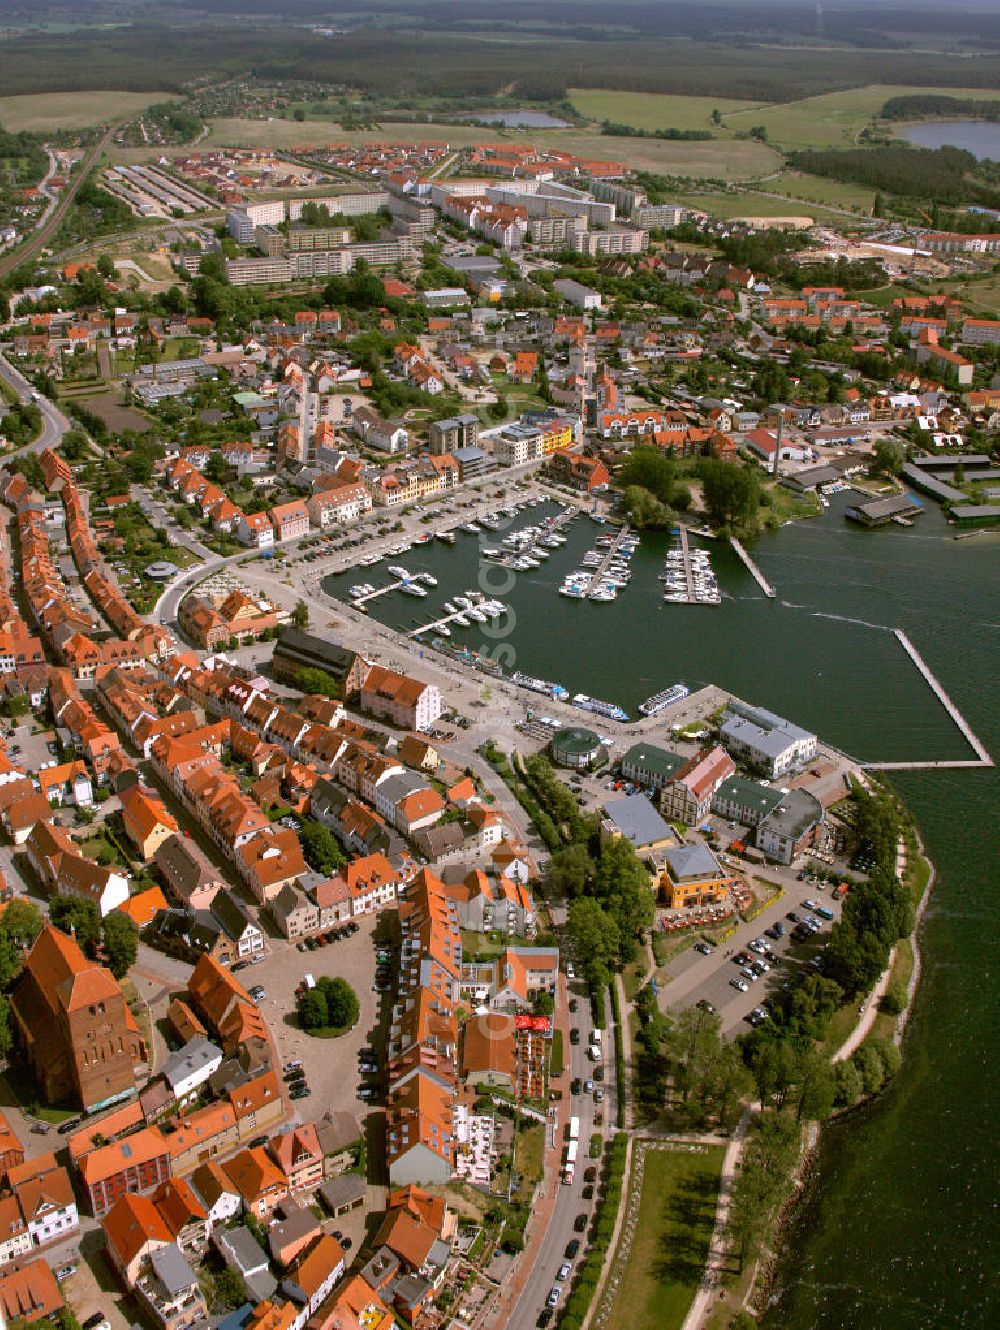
[0,352,71,452]
[506,989,607,1329]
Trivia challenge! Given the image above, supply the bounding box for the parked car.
[574,1213,588,1232]
[565,1240,580,1259]
[82,1316,110,1330]
[546,1287,562,1309]
[730,978,749,993]
[54,1265,77,1281]
[695,999,717,1015]
[694,941,712,956]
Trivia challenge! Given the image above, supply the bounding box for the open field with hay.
[569,90,760,134]
[0,91,169,132]
[722,84,1000,150]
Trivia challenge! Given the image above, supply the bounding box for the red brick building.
[9,926,147,1112]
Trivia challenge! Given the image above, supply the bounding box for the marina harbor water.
[324,491,1000,1330]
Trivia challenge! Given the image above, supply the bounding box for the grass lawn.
[77,825,130,870]
[460,929,504,960]
[669,190,851,225]
[624,962,649,1003]
[948,274,1000,316]
[513,1121,545,1201]
[568,89,760,135]
[549,1028,564,1078]
[868,938,914,1044]
[0,90,170,132]
[606,1144,725,1330]
[821,1001,861,1057]
[766,169,876,213]
[853,283,923,309]
[202,116,780,181]
[722,84,1000,151]
[764,482,822,524]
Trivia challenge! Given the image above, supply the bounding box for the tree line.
[787,145,1000,210]
[600,119,713,141]
[880,95,1000,122]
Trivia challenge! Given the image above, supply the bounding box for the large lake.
[325,493,1000,1327]
[902,119,1000,160]
[453,110,572,129]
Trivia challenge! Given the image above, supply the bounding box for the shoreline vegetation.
[496,694,936,1330]
[742,814,935,1326]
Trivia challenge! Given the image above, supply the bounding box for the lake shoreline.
[750,820,937,1325]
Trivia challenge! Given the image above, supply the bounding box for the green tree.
[212,1268,246,1311]
[96,253,116,279]
[49,896,101,956]
[593,836,655,963]
[853,1043,886,1095]
[297,667,341,699]
[0,995,11,1059]
[872,438,905,477]
[316,976,359,1030]
[666,1006,722,1106]
[297,989,328,1030]
[619,445,675,504]
[300,820,346,875]
[623,485,672,529]
[542,843,592,899]
[834,1057,864,1107]
[102,913,138,979]
[532,990,554,1017]
[1,898,42,949]
[567,897,619,992]
[696,458,761,532]
[795,1048,837,1121]
[293,108,306,123]
[291,599,310,630]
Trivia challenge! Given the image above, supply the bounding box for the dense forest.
[788,145,1000,210]
[0,18,999,102]
[880,95,1000,121]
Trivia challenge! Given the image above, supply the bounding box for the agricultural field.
[569,90,761,134]
[202,116,780,181]
[722,84,1000,151]
[605,1144,725,1330]
[0,90,170,132]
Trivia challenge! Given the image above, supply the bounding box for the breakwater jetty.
[863,629,993,770]
[731,537,775,598]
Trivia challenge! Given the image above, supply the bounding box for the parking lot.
[657,863,847,1035]
[247,915,383,1122]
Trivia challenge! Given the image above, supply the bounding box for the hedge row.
[609,981,627,1117]
[557,1133,629,1330]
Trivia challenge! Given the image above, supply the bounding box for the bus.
[568,1116,581,1144]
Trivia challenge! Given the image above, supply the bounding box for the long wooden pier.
[581,523,633,599]
[863,629,993,770]
[730,537,775,598]
[497,505,577,568]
